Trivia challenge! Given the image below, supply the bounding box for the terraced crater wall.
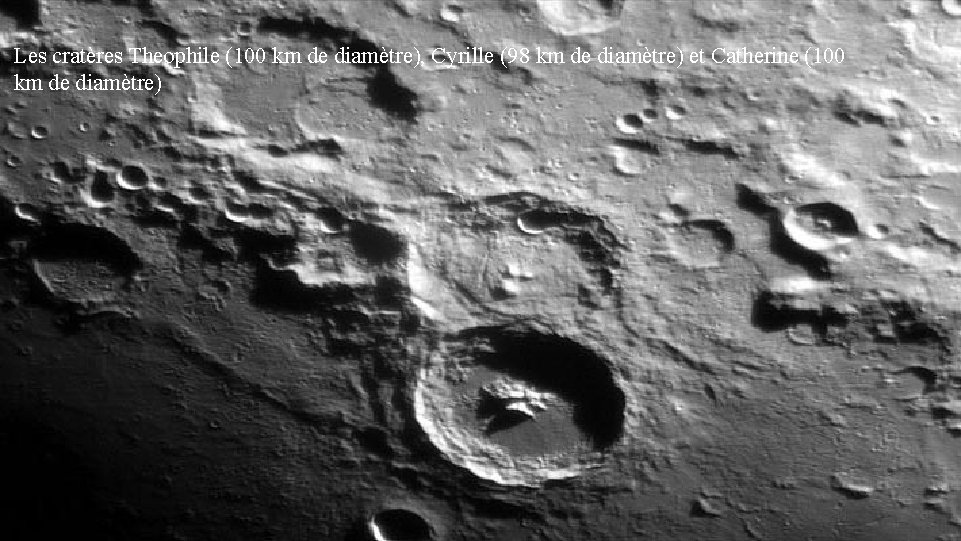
[3,1,961,540]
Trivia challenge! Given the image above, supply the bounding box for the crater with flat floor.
[414,325,625,486]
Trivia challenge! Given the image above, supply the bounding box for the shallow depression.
[667,219,736,268]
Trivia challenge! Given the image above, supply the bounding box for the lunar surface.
[3,0,961,539]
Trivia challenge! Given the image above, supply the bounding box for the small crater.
[224,201,250,223]
[154,193,187,214]
[762,201,858,277]
[0,196,26,244]
[14,203,41,224]
[615,112,645,134]
[89,170,116,205]
[666,104,687,120]
[369,509,432,541]
[118,164,149,190]
[316,207,347,233]
[867,223,889,239]
[516,209,568,235]
[610,139,659,176]
[30,125,48,140]
[149,176,168,191]
[188,185,212,203]
[349,222,406,264]
[235,20,253,36]
[536,0,624,36]
[668,219,736,268]
[508,202,620,274]
[895,366,938,398]
[795,203,858,236]
[782,202,859,252]
[50,161,74,183]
